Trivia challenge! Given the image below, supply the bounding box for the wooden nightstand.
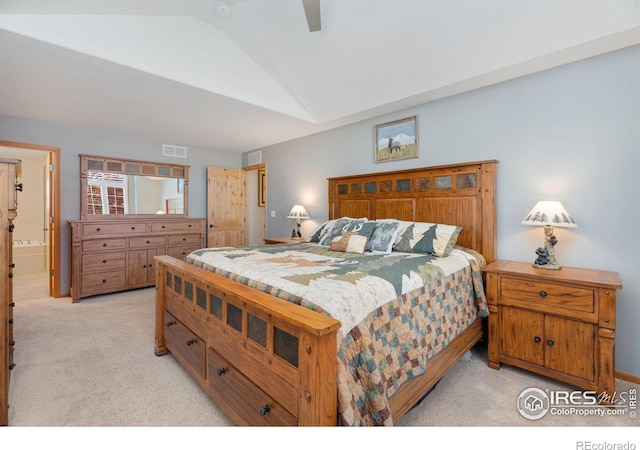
[483,260,622,398]
[263,237,304,245]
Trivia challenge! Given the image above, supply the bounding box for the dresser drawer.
[81,271,126,294]
[129,236,167,248]
[83,238,126,252]
[164,311,205,380]
[500,277,595,316]
[151,220,202,233]
[207,347,297,426]
[81,222,147,236]
[167,234,201,246]
[167,245,198,260]
[82,251,126,272]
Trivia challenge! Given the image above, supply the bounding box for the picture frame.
[374,115,418,163]
[258,168,266,207]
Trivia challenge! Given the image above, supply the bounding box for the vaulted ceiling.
[1,0,639,153]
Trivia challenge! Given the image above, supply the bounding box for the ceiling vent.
[162,144,187,158]
[247,151,262,166]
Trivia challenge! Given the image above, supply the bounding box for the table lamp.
[287,205,310,239]
[521,200,577,270]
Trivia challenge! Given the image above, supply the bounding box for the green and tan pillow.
[393,222,462,257]
[329,221,377,254]
[318,217,368,247]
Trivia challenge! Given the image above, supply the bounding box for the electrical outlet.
[271,210,276,218]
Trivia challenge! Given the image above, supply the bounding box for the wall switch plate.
[271,210,276,218]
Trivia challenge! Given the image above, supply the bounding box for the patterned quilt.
[185,242,488,426]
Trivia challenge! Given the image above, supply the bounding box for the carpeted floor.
[5,281,639,446]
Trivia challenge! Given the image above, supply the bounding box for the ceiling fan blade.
[302,0,321,32]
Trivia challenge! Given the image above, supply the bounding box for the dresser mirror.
[80,154,189,220]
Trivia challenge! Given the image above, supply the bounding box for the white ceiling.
[1,0,640,153]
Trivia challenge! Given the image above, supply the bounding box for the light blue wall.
[250,45,640,377]
[0,115,242,295]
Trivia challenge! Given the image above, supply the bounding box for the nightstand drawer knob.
[534,336,541,343]
[546,339,554,347]
[539,290,547,297]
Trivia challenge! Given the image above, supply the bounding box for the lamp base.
[533,261,562,270]
[531,226,562,270]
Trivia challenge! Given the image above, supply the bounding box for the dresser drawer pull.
[146,240,150,244]
[132,226,136,230]
[9,302,15,307]
[102,279,107,283]
[217,367,226,376]
[15,182,23,192]
[102,259,107,264]
[546,339,554,347]
[8,319,13,324]
[534,336,541,343]
[166,321,176,327]
[9,341,15,347]
[186,339,196,346]
[539,290,547,298]
[103,243,107,247]
[96,228,101,232]
[259,404,271,416]
[182,238,186,242]
[9,263,15,268]
[8,273,13,278]
[8,363,16,370]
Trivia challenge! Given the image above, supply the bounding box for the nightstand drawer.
[501,277,595,316]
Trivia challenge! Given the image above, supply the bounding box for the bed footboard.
[154,255,341,426]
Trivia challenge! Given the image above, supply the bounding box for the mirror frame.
[80,154,189,220]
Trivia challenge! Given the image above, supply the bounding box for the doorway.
[0,140,61,300]
[245,164,266,245]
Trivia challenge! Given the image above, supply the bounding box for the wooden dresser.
[1,158,20,426]
[70,217,205,302]
[483,260,622,399]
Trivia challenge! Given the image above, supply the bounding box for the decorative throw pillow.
[393,222,462,257]
[329,221,376,254]
[365,220,401,253]
[318,217,368,246]
[309,220,336,243]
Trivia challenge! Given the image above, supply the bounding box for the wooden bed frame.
[154,160,498,426]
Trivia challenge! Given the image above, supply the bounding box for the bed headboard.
[327,160,498,263]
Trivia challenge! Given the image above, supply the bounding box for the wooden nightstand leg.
[487,304,500,370]
[485,272,501,370]
[598,328,615,402]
